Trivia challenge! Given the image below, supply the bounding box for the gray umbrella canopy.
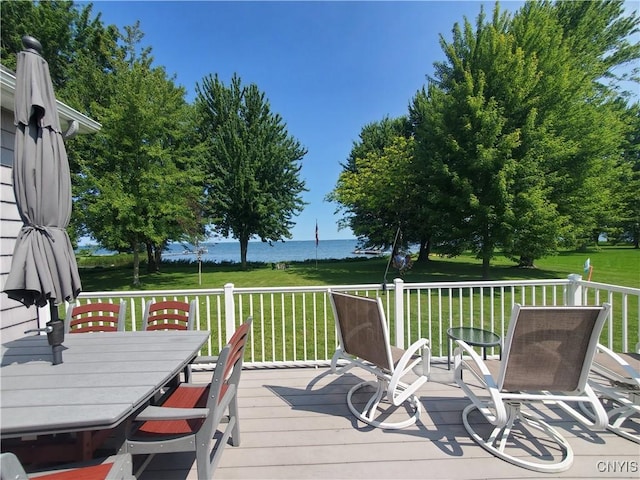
[3,37,81,308]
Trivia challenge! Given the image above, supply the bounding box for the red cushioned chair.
[123,317,252,480]
[0,452,134,480]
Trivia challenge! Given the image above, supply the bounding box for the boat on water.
[182,247,209,255]
[352,248,385,255]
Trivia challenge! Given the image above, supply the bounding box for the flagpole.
[315,220,318,269]
[584,258,593,281]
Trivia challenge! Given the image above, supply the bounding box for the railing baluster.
[73,276,638,366]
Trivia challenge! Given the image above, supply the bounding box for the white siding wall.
[0,107,38,341]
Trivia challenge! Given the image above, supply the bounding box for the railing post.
[567,274,583,306]
[393,278,405,349]
[224,283,236,342]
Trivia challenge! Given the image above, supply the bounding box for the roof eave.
[0,64,101,135]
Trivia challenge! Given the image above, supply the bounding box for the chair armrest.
[191,355,219,365]
[388,338,430,405]
[397,338,430,377]
[331,347,357,374]
[454,339,507,425]
[593,343,640,387]
[134,405,210,421]
[104,453,135,480]
[454,339,497,385]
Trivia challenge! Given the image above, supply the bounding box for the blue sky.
[84,0,518,242]
[84,0,635,242]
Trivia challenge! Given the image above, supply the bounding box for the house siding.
[0,106,38,341]
[0,63,100,342]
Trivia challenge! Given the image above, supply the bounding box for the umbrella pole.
[47,301,65,365]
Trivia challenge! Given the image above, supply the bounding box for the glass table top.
[447,326,501,347]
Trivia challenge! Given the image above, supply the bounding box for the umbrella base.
[46,319,65,365]
[51,344,63,365]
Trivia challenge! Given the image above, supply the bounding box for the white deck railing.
[70,275,639,367]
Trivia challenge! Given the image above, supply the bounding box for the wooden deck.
[137,362,639,479]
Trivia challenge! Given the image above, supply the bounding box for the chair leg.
[228,396,241,447]
[462,403,574,473]
[346,380,420,429]
[196,415,238,480]
[581,385,640,444]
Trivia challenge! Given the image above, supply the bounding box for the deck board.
[137,363,640,479]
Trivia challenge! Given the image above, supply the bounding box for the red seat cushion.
[136,385,210,436]
[30,463,113,480]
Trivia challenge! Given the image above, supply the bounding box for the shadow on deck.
[137,362,639,479]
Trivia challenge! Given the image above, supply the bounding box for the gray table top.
[0,330,210,438]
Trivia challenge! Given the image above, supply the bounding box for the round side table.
[447,326,501,370]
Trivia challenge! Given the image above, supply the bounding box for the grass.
[75,245,638,359]
[78,245,639,291]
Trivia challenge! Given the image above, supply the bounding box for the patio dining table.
[0,330,209,463]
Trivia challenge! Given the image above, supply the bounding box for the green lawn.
[78,245,639,292]
[75,245,638,358]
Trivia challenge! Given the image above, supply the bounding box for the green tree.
[0,1,120,111]
[410,86,475,262]
[612,103,640,248]
[329,117,417,251]
[332,135,421,255]
[195,73,307,269]
[78,26,200,286]
[415,1,638,275]
[508,0,638,251]
[1,0,76,90]
[424,6,522,278]
[0,1,122,246]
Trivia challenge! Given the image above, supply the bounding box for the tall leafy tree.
[1,0,75,90]
[414,1,638,275]
[196,73,307,269]
[329,117,417,251]
[78,25,200,286]
[410,86,475,261]
[423,6,523,278]
[1,1,122,246]
[508,0,638,251]
[332,135,421,254]
[612,103,640,247]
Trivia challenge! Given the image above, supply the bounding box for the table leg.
[79,431,92,460]
[447,336,452,370]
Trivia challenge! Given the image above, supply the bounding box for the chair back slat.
[65,301,125,334]
[330,291,394,372]
[500,305,608,392]
[208,318,252,408]
[143,299,195,331]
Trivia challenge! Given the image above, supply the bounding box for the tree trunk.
[146,242,156,273]
[154,246,162,271]
[240,235,249,270]
[416,237,431,263]
[518,256,535,267]
[132,241,140,287]
[482,255,491,280]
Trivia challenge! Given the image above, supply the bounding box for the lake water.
[166,239,378,263]
[84,239,387,264]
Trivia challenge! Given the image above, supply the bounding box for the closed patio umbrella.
[3,36,82,364]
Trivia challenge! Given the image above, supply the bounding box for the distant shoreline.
[77,239,373,264]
